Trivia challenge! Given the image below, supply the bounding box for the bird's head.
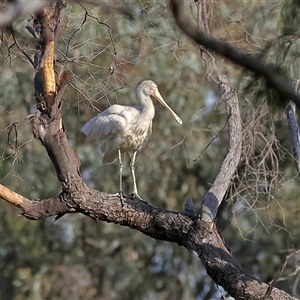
[136,80,183,125]
[136,80,157,98]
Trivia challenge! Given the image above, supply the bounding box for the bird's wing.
[81,105,128,140]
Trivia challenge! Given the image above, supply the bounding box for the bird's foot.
[113,191,126,206]
[113,191,125,198]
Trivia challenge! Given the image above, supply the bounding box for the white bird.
[81,80,182,199]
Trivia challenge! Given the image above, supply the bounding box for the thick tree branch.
[170,0,300,110]
[1,179,297,300]
[33,1,66,109]
[31,0,80,182]
[201,75,242,222]
[0,184,71,220]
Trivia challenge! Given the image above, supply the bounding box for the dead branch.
[0,184,71,219]
[201,75,242,222]
[263,250,300,300]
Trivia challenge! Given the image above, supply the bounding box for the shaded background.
[1,0,299,299]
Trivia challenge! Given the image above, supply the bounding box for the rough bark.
[0,180,297,300]
[0,1,298,300]
[31,0,81,183]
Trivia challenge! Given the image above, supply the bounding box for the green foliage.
[242,0,300,111]
[0,0,299,299]
[281,0,300,35]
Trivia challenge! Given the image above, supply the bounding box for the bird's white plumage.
[81,80,182,197]
[81,103,153,163]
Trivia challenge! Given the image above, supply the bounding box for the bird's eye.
[150,86,156,94]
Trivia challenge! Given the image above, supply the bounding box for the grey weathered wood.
[201,75,242,222]
[286,80,300,176]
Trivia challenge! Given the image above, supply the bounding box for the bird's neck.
[138,95,155,119]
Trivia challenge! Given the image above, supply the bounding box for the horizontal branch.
[0,184,71,220]
[0,179,296,300]
[0,184,28,208]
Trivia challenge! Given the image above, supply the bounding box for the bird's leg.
[130,151,142,200]
[118,149,124,200]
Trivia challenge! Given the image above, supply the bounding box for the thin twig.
[263,250,300,300]
[10,27,35,67]
[193,116,229,162]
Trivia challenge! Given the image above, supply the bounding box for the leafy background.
[1,1,299,299]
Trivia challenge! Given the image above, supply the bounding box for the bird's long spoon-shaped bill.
[153,89,183,124]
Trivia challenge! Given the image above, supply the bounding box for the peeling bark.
[0,184,70,220]
[31,0,80,182]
